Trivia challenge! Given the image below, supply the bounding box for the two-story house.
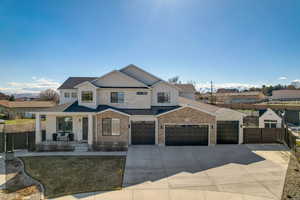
[34,65,245,151]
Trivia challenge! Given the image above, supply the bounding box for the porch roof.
[40,101,180,116]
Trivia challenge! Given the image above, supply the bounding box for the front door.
[82,117,88,141]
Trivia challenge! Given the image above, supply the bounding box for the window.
[81,91,93,102]
[64,92,70,98]
[264,120,277,128]
[111,92,124,103]
[157,92,170,103]
[56,117,73,132]
[136,91,148,95]
[71,92,77,98]
[102,118,120,136]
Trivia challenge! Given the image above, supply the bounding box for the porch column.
[35,113,42,144]
[88,114,93,145]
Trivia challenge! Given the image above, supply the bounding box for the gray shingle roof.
[58,77,98,89]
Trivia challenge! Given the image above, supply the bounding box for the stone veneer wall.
[1,122,46,133]
[95,111,129,145]
[157,107,216,145]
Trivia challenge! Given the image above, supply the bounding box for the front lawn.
[20,156,126,198]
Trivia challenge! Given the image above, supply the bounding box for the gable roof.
[0,100,56,108]
[91,70,149,88]
[178,97,245,117]
[120,64,161,86]
[58,77,97,89]
[57,64,179,90]
[175,84,196,93]
[260,108,282,119]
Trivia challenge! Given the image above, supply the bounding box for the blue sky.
[0,0,299,93]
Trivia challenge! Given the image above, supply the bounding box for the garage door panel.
[131,121,155,145]
[165,125,209,146]
[217,121,239,144]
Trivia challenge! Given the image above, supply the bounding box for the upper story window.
[64,92,70,98]
[136,91,148,95]
[71,92,77,98]
[157,92,170,103]
[81,91,93,102]
[111,92,124,103]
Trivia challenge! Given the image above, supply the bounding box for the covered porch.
[35,112,95,150]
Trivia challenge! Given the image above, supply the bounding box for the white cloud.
[195,82,261,93]
[0,78,61,94]
[279,76,287,80]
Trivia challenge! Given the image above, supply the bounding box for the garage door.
[217,121,239,144]
[165,125,209,146]
[131,121,155,145]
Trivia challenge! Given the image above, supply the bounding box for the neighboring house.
[259,108,282,128]
[174,84,196,100]
[271,90,300,101]
[33,64,245,150]
[201,91,265,104]
[0,100,56,119]
[0,92,9,100]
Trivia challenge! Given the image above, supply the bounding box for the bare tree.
[168,76,180,83]
[39,89,59,104]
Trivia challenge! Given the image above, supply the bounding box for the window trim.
[81,91,93,102]
[71,92,77,98]
[157,92,170,103]
[56,116,73,132]
[264,120,277,128]
[110,92,124,104]
[102,118,121,136]
[64,92,70,98]
[136,91,148,95]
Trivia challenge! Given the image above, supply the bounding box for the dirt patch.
[3,158,42,200]
[281,153,300,200]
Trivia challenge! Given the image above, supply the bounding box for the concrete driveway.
[122,144,289,200]
[53,144,289,200]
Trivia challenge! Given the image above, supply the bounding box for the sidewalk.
[14,150,127,157]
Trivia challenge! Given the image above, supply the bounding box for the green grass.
[4,119,35,125]
[20,156,126,198]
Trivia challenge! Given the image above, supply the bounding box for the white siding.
[151,82,179,106]
[259,109,282,128]
[77,83,98,109]
[93,71,147,87]
[59,89,78,104]
[45,115,56,140]
[98,88,151,109]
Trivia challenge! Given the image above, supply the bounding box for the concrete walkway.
[14,150,127,157]
[51,144,289,200]
[0,153,5,190]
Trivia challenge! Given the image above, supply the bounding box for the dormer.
[74,81,98,109]
[151,81,181,106]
